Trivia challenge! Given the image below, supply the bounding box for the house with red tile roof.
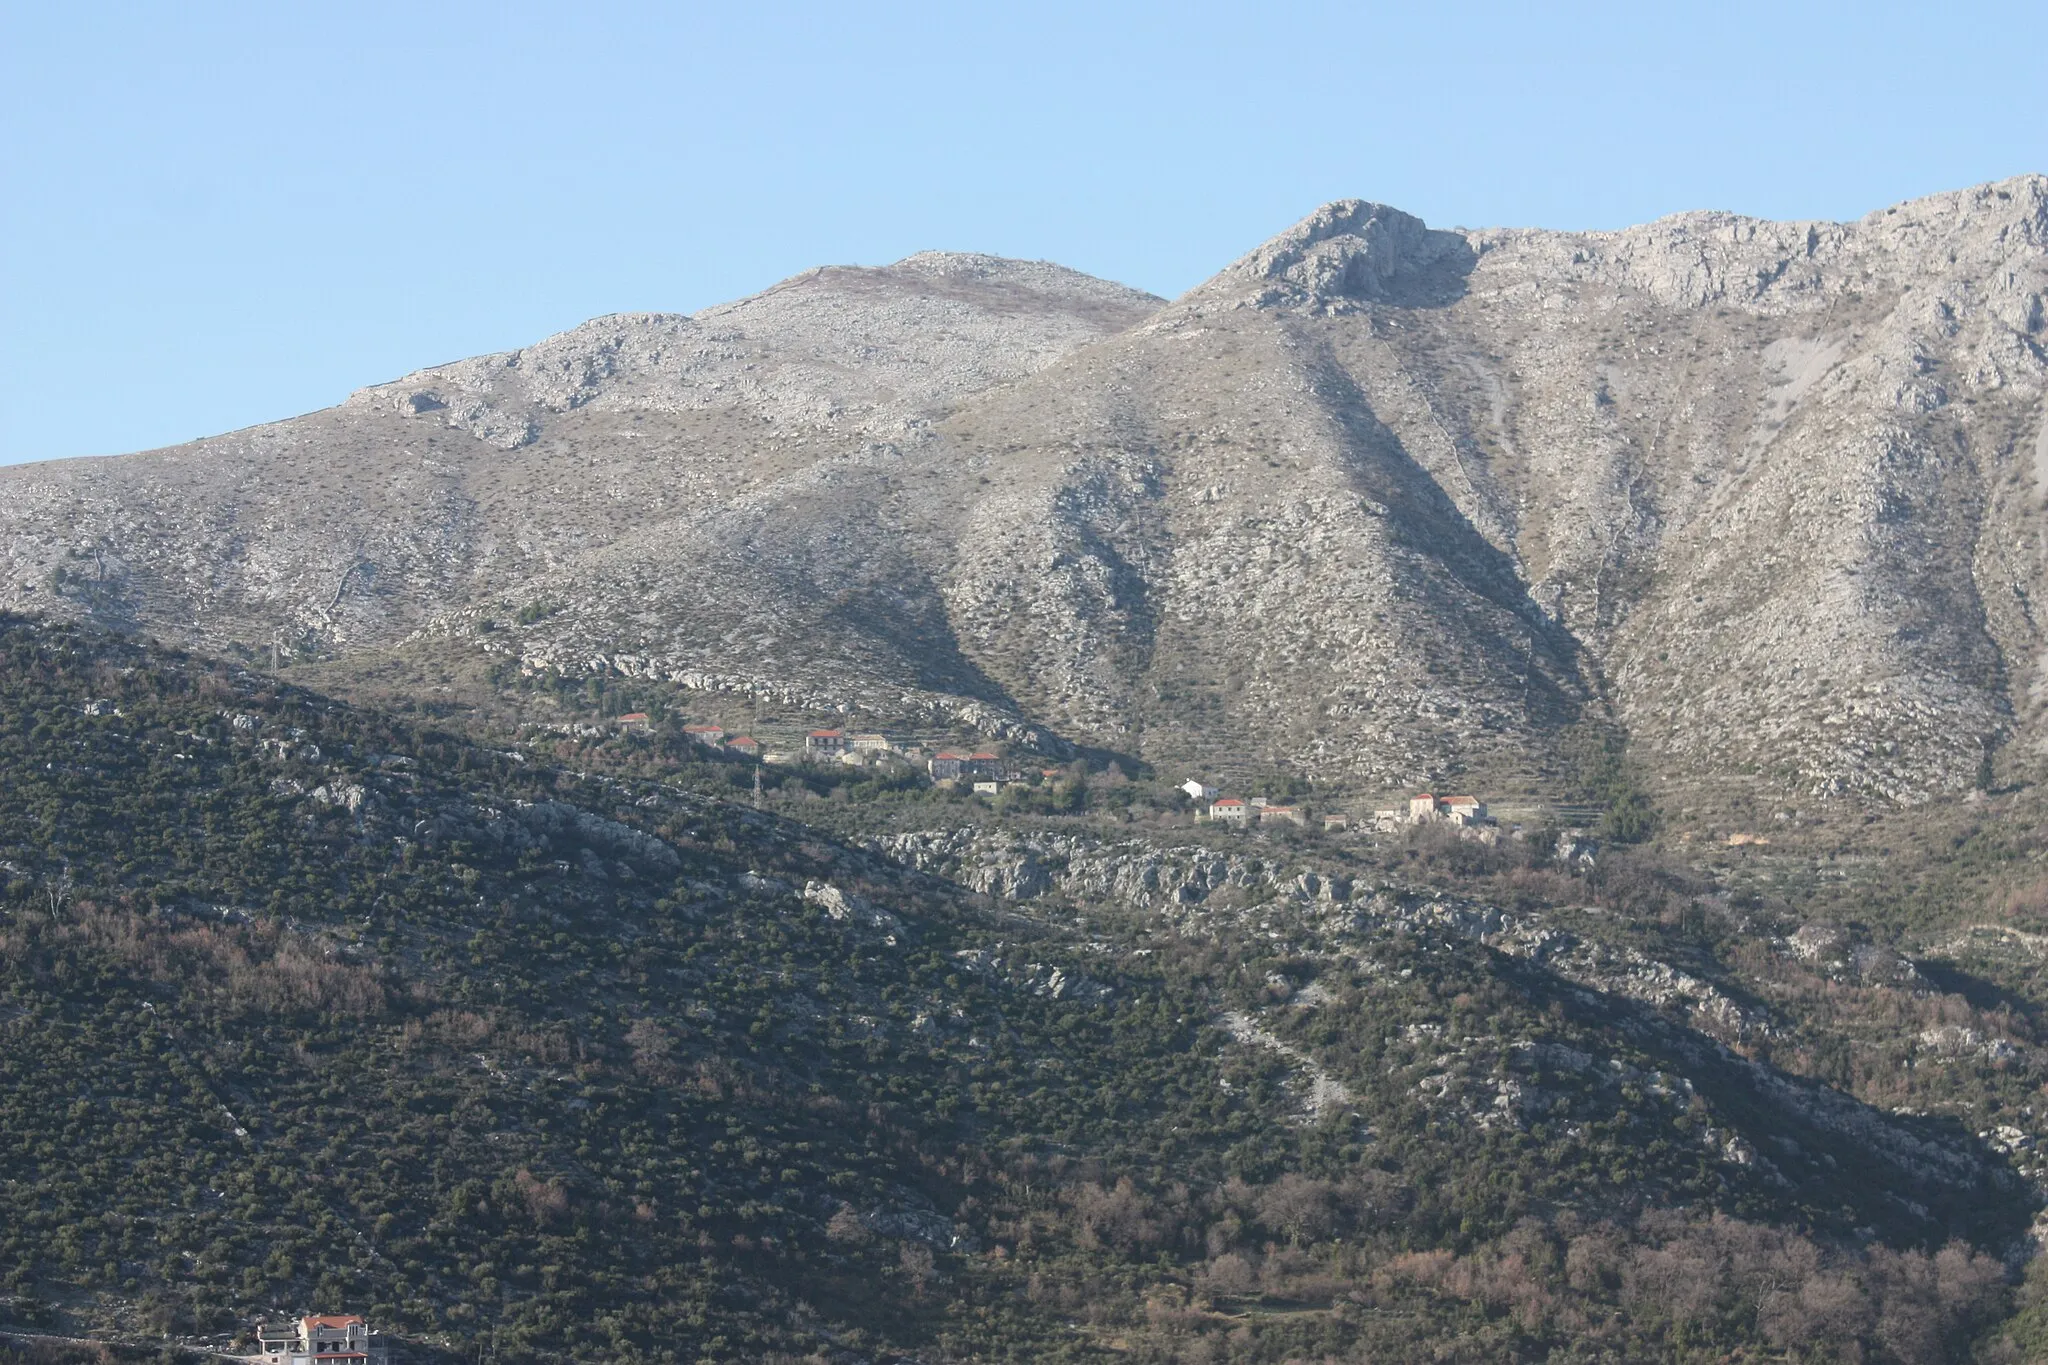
[1207,797,1250,826]
[257,1315,389,1365]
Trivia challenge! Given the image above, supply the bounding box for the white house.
[1442,796,1488,826]
[1181,779,1217,802]
[1208,798,1250,826]
[257,1316,389,1365]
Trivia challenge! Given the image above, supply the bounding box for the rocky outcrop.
[869,824,1769,1041]
[872,821,2014,1205]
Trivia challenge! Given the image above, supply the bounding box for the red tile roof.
[1212,798,1247,807]
[618,713,650,723]
[809,729,844,738]
[301,1316,364,1329]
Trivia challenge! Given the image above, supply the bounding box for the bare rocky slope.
[6,178,2047,805]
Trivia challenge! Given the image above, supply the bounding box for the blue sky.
[3,0,2043,465]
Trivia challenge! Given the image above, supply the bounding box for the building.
[1259,805,1306,827]
[850,733,893,753]
[617,712,650,729]
[1408,793,1441,822]
[965,751,1001,778]
[928,751,966,780]
[257,1315,389,1365]
[1208,797,1250,826]
[726,735,762,757]
[806,729,847,755]
[972,779,1002,796]
[683,723,725,745]
[1442,796,1488,826]
[1322,813,1350,832]
[1181,779,1217,802]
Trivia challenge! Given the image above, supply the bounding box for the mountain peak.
[1200,199,1476,307]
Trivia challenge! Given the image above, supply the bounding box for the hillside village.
[634,711,1542,843]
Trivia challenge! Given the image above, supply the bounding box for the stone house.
[850,733,893,753]
[617,712,651,729]
[683,723,725,745]
[1208,798,1250,826]
[806,729,847,755]
[1408,793,1440,822]
[726,735,762,757]
[1259,805,1305,827]
[928,751,966,780]
[1442,796,1488,826]
[1322,813,1350,831]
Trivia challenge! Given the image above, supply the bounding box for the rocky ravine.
[4,179,2047,801]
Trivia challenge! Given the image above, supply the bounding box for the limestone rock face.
[6,176,2048,801]
[1206,199,1478,307]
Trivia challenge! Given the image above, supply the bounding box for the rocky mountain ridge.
[5,177,2046,805]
